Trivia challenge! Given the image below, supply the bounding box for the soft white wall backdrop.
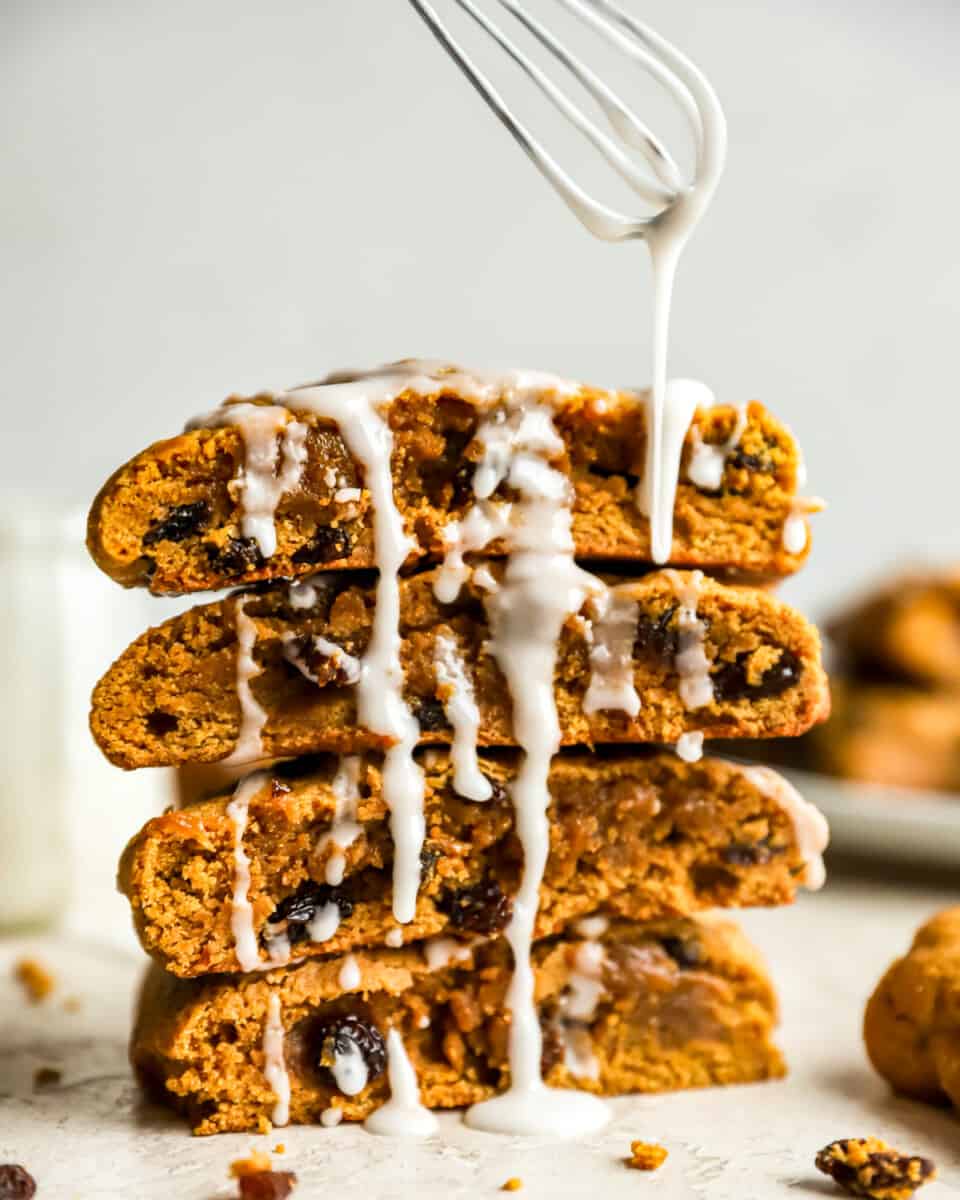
[3,0,958,615]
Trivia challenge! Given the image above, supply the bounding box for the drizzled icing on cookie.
[583,589,642,717]
[734,763,829,891]
[262,992,291,1127]
[664,569,714,710]
[433,632,491,801]
[224,598,269,766]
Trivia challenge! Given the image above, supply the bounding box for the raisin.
[634,605,678,663]
[419,845,439,882]
[0,1166,36,1200]
[659,936,704,969]
[711,648,801,701]
[441,878,512,934]
[413,699,451,732]
[142,500,210,547]
[315,1015,387,1088]
[205,536,264,577]
[292,526,353,565]
[728,447,773,474]
[815,1137,935,1199]
[267,882,353,944]
[237,1170,298,1200]
[722,840,774,866]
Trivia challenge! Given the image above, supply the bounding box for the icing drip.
[307,901,341,943]
[675,730,704,763]
[224,597,268,765]
[364,1029,438,1137]
[338,954,361,992]
[226,771,271,972]
[321,1107,343,1127]
[574,915,609,939]
[686,402,747,491]
[433,633,491,801]
[435,502,513,604]
[317,755,363,887]
[665,570,714,710]
[281,632,361,687]
[278,373,430,924]
[737,763,829,891]
[582,589,641,717]
[288,577,321,609]
[423,936,475,971]
[782,495,825,556]
[262,992,291,1128]
[189,403,308,558]
[563,940,607,1022]
[461,397,609,1136]
[555,934,608,1083]
[332,1040,369,1097]
[636,379,713,565]
[385,929,404,948]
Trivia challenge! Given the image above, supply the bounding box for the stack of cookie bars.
[86,361,830,1135]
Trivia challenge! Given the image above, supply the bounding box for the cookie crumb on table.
[13,959,54,1004]
[273,1144,285,1154]
[0,1163,37,1199]
[32,1067,61,1090]
[815,1138,935,1200]
[626,1141,669,1171]
[501,1180,523,1192]
[230,1153,296,1199]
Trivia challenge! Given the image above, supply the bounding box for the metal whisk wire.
[406,0,726,243]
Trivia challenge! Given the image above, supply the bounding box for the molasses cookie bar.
[131,914,785,1134]
[120,751,827,977]
[828,568,960,686]
[91,567,829,769]
[88,362,812,594]
[865,907,960,1107]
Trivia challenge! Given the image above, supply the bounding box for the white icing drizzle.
[664,570,714,710]
[562,1026,600,1082]
[338,954,362,992]
[226,771,271,972]
[189,402,308,558]
[458,395,609,1136]
[686,402,748,491]
[321,1106,343,1127]
[335,487,362,503]
[582,589,641,717]
[364,1029,438,1137]
[281,632,361,687]
[736,763,829,891]
[555,933,609,1083]
[262,991,291,1127]
[423,936,475,971]
[307,901,341,944]
[288,577,321,609]
[332,1039,369,1097]
[675,730,704,763]
[317,755,363,887]
[433,633,491,801]
[384,929,404,949]
[435,501,513,604]
[224,597,268,765]
[782,495,825,556]
[472,565,499,593]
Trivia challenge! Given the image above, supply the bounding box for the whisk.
[407,0,727,564]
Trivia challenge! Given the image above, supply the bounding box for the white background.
[3,0,959,614]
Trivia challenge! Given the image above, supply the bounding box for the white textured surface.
[3,876,960,1198]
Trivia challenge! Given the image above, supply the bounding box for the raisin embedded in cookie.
[90,567,829,770]
[87,364,811,595]
[130,915,785,1134]
[119,750,827,977]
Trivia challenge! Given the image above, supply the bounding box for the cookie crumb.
[815,1138,935,1199]
[0,1164,37,1198]
[230,1152,273,1178]
[32,1066,61,1090]
[13,959,54,1004]
[274,1144,286,1154]
[63,995,82,1013]
[502,1180,523,1192]
[626,1141,669,1171]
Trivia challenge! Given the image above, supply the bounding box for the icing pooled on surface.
[364,1029,438,1137]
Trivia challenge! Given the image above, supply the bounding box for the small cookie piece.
[13,959,54,1004]
[815,1138,935,1200]
[230,1153,297,1200]
[501,1180,523,1192]
[626,1141,668,1171]
[865,907,960,1104]
[0,1165,37,1200]
[90,567,828,770]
